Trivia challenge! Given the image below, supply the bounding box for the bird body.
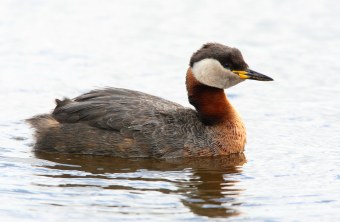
[28,43,272,158]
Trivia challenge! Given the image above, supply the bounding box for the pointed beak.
[232,69,274,81]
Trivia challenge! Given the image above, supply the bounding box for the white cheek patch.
[192,58,244,89]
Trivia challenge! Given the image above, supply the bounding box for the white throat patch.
[192,58,244,89]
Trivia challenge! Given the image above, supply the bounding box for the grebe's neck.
[186,68,238,125]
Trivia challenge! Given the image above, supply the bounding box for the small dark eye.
[223,63,230,69]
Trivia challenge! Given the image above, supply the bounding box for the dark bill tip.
[248,69,274,81]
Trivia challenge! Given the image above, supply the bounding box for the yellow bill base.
[232,70,249,79]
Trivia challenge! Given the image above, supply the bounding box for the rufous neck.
[186,68,236,125]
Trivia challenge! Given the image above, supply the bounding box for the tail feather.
[26,114,60,152]
[27,114,59,131]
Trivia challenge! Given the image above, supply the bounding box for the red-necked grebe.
[28,43,273,158]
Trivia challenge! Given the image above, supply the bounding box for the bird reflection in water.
[35,152,246,219]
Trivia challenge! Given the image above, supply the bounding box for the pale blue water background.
[1,0,340,221]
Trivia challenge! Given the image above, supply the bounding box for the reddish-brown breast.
[186,68,246,154]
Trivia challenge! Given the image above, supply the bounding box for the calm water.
[1,0,340,221]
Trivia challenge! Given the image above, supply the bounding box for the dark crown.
[189,43,248,70]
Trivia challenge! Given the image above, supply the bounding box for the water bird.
[28,43,273,158]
